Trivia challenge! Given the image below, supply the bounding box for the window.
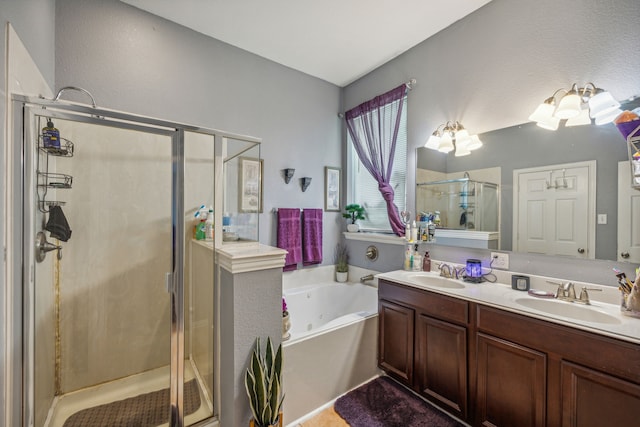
[347,97,407,232]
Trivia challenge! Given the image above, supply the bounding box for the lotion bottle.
[423,251,431,272]
[205,207,214,240]
[404,246,412,270]
[412,244,422,271]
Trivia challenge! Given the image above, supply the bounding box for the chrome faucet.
[453,266,466,280]
[360,274,375,283]
[438,263,452,278]
[552,282,603,305]
[554,282,576,301]
[577,286,602,305]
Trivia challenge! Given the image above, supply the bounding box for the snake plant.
[244,337,284,427]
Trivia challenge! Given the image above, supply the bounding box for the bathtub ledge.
[214,242,287,273]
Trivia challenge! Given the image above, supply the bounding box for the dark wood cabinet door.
[561,361,640,427]
[476,333,546,427]
[378,299,414,384]
[416,314,468,419]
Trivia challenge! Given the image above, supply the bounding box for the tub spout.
[360,274,374,283]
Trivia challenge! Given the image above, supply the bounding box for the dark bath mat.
[334,376,466,427]
[63,378,201,427]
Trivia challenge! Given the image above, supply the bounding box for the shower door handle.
[165,272,173,293]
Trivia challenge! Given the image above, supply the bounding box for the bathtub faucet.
[360,274,375,283]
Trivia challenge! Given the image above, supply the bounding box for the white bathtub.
[284,281,378,342]
[282,275,380,426]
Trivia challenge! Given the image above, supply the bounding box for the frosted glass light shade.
[565,108,591,127]
[589,91,620,119]
[425,133,441,150]
[455,129,471,147]
[529,103,555,123]
[467,135,483,150]
[594,108,623,125]
[455,144,471,157]
[554,93,581,119]
[438,132,454,153]
[536,115,560,130]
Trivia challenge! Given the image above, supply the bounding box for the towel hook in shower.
[53,86,97,108]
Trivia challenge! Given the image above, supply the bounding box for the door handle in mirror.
[577,248,585,254]
[621,252,630,259]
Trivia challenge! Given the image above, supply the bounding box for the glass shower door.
[25,107,187,427]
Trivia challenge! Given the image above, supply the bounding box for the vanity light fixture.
[529,83,622,130]
[424,121,483,157]
[283,168,295,184]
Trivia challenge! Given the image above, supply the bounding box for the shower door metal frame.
[10,94,229,427]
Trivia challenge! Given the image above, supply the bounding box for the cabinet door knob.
[577,248,585,254]
[621,252,630,259]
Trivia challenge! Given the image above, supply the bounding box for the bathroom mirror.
[415,99,640,262]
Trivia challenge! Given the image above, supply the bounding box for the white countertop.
[376,269,640,345]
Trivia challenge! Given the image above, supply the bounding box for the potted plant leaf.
[343,203,365,232]
[334,243,349,282]
[245,337,284,427]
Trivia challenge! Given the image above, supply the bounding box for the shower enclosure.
[11,95,260,427]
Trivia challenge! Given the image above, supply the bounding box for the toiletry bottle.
[411,220,418,242]
[205,207,214,240]
[413,244,422,271]
[404,246,411,270]
[42,119,60,149]
[423,251,431,272]
[195,219,206,240]
[405,221,411,242]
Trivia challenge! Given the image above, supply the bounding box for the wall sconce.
[283,168,295,184]
[529,83,621,130]
[301,177,312,192]
[424,121,483,157]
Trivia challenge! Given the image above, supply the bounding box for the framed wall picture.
[238,157,263,213]
[324,166,341,211]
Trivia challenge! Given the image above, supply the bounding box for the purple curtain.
[345,84,407,236]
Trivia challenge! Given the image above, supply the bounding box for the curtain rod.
[338,78,416,118]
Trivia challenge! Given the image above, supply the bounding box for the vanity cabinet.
[378,280,469,419]
[378,279,640,427]
[378,299,414,383]
[476,333,546,427]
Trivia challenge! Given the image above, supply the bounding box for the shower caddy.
[36,126,74,213]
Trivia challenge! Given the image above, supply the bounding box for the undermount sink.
[515,298,621,325]
[407,274,466,289]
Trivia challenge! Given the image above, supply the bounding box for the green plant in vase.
[245,337,284,427]
[343,204,365,231]
[334,243,349,282]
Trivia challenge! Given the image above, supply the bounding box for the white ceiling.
[121,0,493,87]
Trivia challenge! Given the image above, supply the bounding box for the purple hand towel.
[302,209,323,266]
[277,208,302,271]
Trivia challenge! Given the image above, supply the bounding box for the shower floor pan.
[45,362,214,427]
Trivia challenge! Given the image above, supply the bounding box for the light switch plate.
[597,214,607,225]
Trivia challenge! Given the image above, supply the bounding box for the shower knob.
[35,231,62,263]
[366,245,379,261]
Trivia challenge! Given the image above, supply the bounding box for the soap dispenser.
[423,251,431,272]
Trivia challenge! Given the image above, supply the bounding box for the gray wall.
[55,0,344,265]
[344,0,640,285]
